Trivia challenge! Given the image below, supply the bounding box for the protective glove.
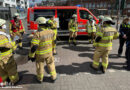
[28,56,36,62]
[95,36,102,42]
[16,39,21,44]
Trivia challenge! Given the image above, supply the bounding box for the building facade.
[67,0,130,16]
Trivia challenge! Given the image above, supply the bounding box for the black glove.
[16,39,21,44]
[95,36,102,42]
[28,56,36,62]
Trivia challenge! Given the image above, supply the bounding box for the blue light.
[76,5,81,7]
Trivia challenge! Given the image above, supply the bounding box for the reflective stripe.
[50,70,56,76]
[93,61,99,66]
[98,43,112,47]
[31,39,40,45]
[0,39,9,45]
[102,36,113,40]
[36,48,52,55]
[29,52,35,58]
[0,49,12,57]
[37,74,44,79]
[102,62,108,68]
[96,32,103,37]
[9,73,19,81]
[39,40,52,47]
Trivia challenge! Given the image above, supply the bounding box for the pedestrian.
[68,14,78,46]
[48,16,58,55]
[124,20,130,70]
[9,13,25,50]
[118,18,130,57]
[86,15,96,44]
[91,17,119,73]
[0,18,20,85]
[28,17,57,83]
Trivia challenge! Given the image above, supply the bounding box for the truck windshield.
[79,10,92,20]
[34,9,55,21]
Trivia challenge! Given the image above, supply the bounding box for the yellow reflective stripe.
[31,39,40,45]
[0,39,9,45]
[98,43,112,47]
[102,62,108,68]
[93,61,99,66]
[96,32,103,37]
[39,40,52,47]
[9,73,19,81]
[36,48,52,55]
[37,74,44,79]
[102,36,113,40]
[0,49,12,57]
[50,70,56,76]
[29,52,35,58]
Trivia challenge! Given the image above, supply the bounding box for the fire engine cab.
[27,6,99,36]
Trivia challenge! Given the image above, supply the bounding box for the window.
[89,3,92,8]
[34,9,55,20]
[21,1,23,4]
[11,0,15,2]
[79,10,92,20]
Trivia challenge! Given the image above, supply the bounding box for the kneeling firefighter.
[28,17,57,83]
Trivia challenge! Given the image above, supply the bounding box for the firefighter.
[96,15,104,33]
[0,19,19,85]
[86,15,96,44]
[118,18,130,57]
[9,13,25,49]
[91,17,119,73]
[28,17,57,83]
[48,16,57,55]
[68,14,78,46]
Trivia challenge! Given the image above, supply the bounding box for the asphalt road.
[2,19,130,90]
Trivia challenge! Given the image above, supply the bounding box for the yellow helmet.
[72,14,77,18]
[89,15,93,19]
[98,15,104,20]
[36,17,47,24]
[14,13,19,17]
[0,19,6,26]
[103,17,113,22]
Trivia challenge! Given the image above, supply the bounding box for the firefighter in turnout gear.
[91,17,119,73]
[9,13,25,49]
[48,16,57,55]
[96,15,104,33]
[86,15,96,44]
[0,19,19,85]
[68,14,78,46]
[28,17,57,83]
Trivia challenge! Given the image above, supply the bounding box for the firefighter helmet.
[0,19,6,26]
[36,17,47,24]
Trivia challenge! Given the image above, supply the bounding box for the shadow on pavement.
[15,55,28,65]
[17,71,55,85]
[109,54,119,58]
[16,48,29,55]
[78,53,93,60]
[62,46,94,52]
[108,62,126,70]
[56,62,103,75]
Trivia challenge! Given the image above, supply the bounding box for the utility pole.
[116,0,121,30]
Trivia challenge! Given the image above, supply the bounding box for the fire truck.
[27,6,99,36]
